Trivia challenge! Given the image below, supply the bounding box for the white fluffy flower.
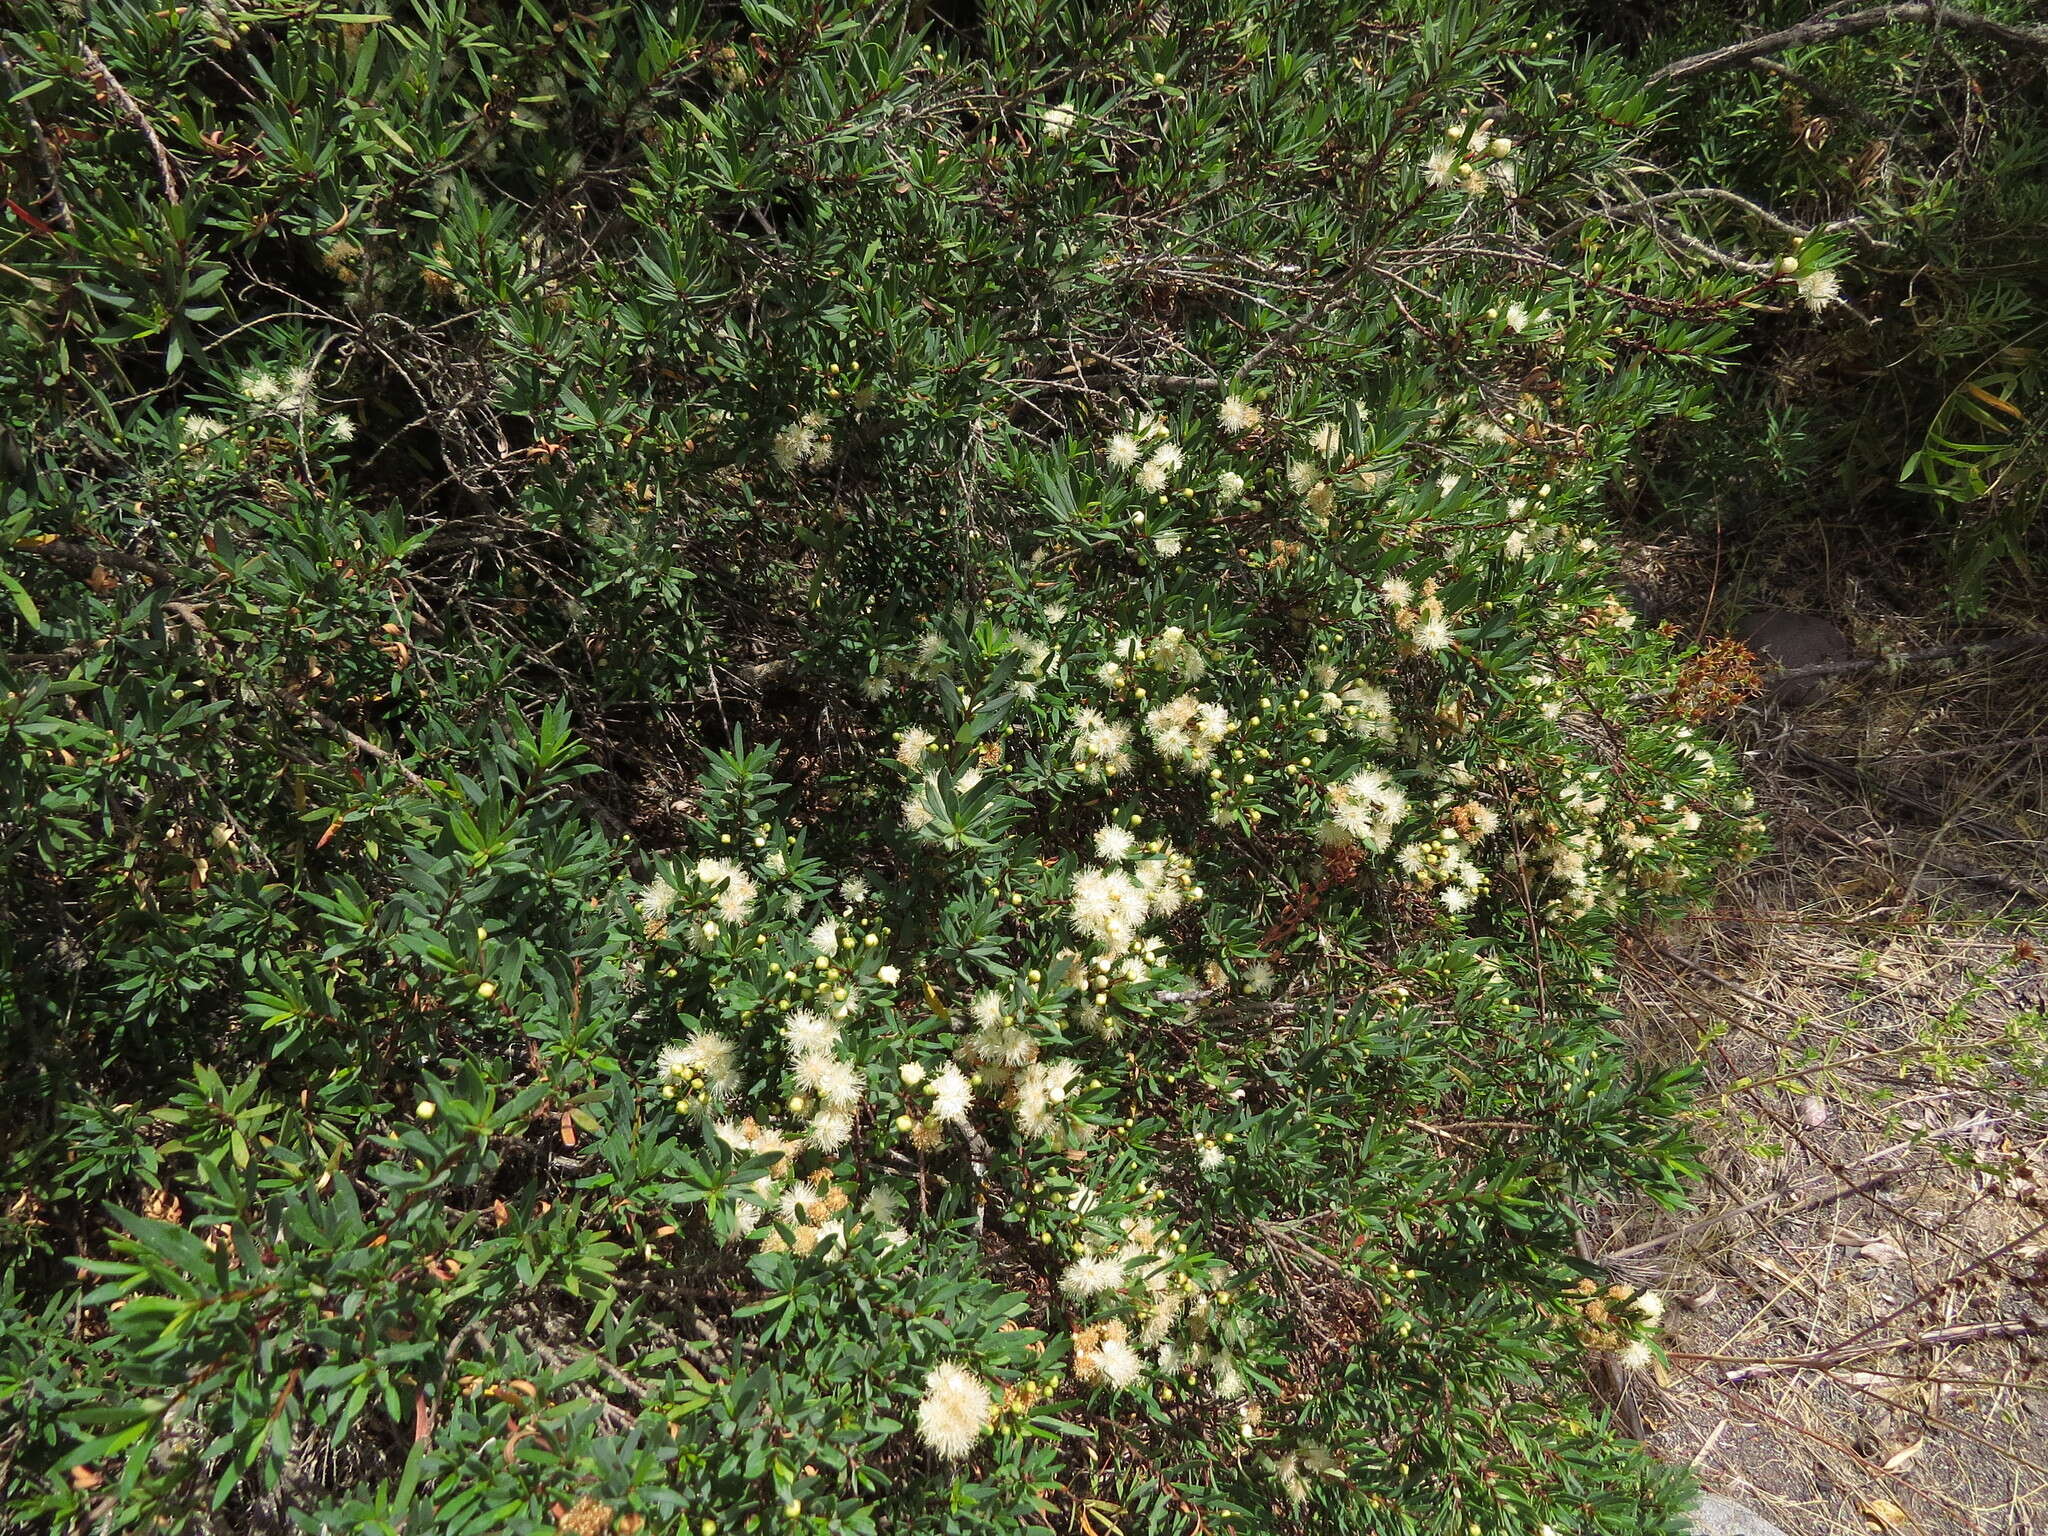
[694,857,757,924]
[1134,460,1169,494]
[1069,866,1150,954]
[896,726,937,766]
[807,1106,856,1153]
[931,1063,973,1123]
[636,877,678,924]
[1089,1335,1143,1390]
[795,1053,864,1110]
[1797,266,1843,313]
[656,1030,739,1097]
[783,1008,839,1059]
[1325,766,1409,852]
[1217,394,1262,433]
[902,784,936,831]
[1041,102,1077,140]
[1060,1255,1126,1300]
[1106,432,1142,470]
[1338,683,1395,744]
[1215,470,1246,502]
[1069,707,1133,781]
[917,1361,994,1460]
[1093,824,1137,862]
[771,418,817,471]
[1015,1058,1082,1138]
[237,369,283,404]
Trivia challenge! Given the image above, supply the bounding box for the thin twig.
[302,706,428,789]
[80,44,183,204]
[0,42,74,232]
[1603,1169,1901,1264]
[1771,632,2048,682]
[1722,1316,2045,1383]
[1650,5,2048,85]
[13,537,178,586]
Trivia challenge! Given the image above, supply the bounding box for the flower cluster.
[1105,411,1184,494]
[1422,113,1519,197]
[1324,766,1410,852]
[1144,693,1234,769]
[1068,706,1134,781]
[1069,849,1197,957]
[771,410,836,471]
[655,1030,739,1107]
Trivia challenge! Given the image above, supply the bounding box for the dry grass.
[1598,558,2048,1534]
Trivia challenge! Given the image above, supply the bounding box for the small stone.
[1686,1493,1791,1536]
[1617,580,1665,624]
[1735,609,1852,708]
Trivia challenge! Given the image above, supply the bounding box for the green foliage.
[1598,0,2048,609]
[3,2,1762,1532]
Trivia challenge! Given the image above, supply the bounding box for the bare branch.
[1771,632,2048,681]
[1636,187,1866,241]
[0,42,73,233]
[80,44,184,204]
[1723,1317,2046,1384]
[1650,4,2048,85]
[13,537,178,587]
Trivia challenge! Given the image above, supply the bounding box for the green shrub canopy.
[2,3,1780,1532]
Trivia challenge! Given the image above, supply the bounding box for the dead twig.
[80,44,183,204]
[1782,743,2033,850]
[13,537,178,587]
[1603,1169,1901,1264]
[1771,632,2048,682]
[1649,5,2048,86]
[1721,1316,2046,1383]
[0,42,74,233]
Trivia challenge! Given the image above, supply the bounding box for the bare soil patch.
[1598,549,2048,1534]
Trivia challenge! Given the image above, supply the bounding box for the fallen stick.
[1771,632,2048,682]
[1602,1169,1899,1264]
[1723,1317,2044,1383]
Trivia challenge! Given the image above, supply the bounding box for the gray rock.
[1735,609,1853,708]
[1618,579,1667,624]
[1686,1492,1791,1536]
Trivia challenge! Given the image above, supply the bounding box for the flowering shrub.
[2,2,1772,1532]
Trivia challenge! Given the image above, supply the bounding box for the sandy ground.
[1599,553,2048,1534]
